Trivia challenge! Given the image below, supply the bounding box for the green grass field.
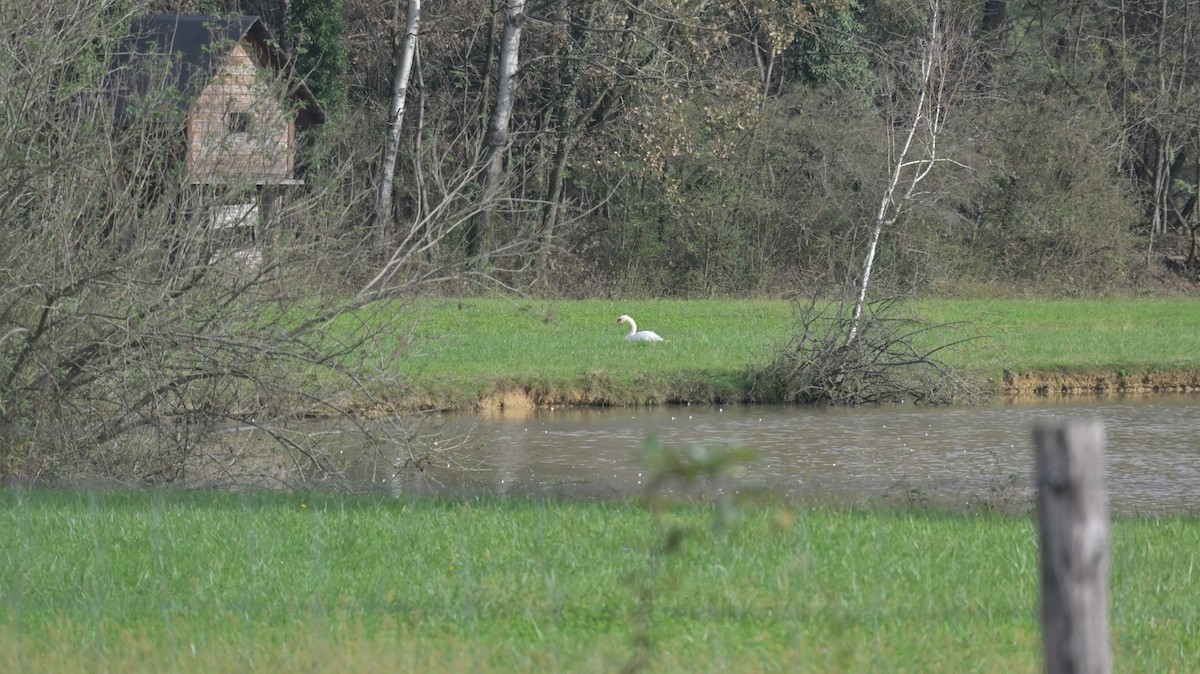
[2,489,1197,673]
[913,298,1200,371]
[388,298,789,406]
[376,297,1200,407]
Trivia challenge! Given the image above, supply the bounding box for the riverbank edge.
[351,367,1200,416]
[1002,367,1200,397]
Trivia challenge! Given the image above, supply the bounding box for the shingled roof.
[109,14,325,126]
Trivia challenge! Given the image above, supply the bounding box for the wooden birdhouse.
[109,14,325,264]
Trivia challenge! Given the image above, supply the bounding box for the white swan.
[617,315,663,342]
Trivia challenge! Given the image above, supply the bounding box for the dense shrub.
[749,296,986,405]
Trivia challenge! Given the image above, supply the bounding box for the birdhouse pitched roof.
[109,14,325,127]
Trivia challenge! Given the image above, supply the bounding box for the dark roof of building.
[109,14,325,126]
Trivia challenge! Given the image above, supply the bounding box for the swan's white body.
[617,315,663,342]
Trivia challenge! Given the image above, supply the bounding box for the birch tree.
[466,0,525,267]
[370,0,421,252]
[848,0,963,344]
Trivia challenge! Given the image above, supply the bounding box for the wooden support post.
[1033,420,1111,674]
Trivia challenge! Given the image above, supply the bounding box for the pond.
[388,394,1200,514]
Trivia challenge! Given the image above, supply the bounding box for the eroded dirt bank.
[341,369,1200,417]
[1003,369,1200,396]
[419,368,1200,414]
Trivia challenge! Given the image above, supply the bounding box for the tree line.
[107,0,1199,298]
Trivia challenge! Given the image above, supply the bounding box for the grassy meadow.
[378,297,1200,407]
[383,298,790,406]
[3,489,1199,673]
[913,298,1200,372]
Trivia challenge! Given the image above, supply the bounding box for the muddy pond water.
[382,394,1200,514]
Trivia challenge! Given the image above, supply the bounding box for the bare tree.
[0,1,448,487]
[466,0,525,267]
[533,0,595,286]
[370,0,422,252]
[848,0,967,344]
[358,129,492,296]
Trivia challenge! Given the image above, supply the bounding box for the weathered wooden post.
[1033,420,1111,674]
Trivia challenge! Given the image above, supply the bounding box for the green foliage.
[640,436,759,530]
[780,0,872,88]
[627,436,760,671]
[287,0,347,114]
[961,99,1139,291]
[578,81,884,297]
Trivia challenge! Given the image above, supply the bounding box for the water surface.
[407,395,1200,514]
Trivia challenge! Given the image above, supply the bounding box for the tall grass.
[361,298,1200,407]
[2,489,1197,672]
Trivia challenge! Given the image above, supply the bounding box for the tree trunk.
[535,1,595,287]
[980,0,1005,33]
[849,1,946,344]
[467,0,525,266]
[476,0,500,122]
[370,0,421,254]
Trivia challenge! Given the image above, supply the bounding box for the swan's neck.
[625,319,637,335]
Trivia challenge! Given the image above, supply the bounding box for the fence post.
[1033,420,1111,674]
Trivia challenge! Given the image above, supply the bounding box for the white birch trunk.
[847,0,945,344]
[468,0,525,264]
[371,0,422,251]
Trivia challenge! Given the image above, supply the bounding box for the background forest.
[13,0,1196,298]
[141,0,1200,297]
